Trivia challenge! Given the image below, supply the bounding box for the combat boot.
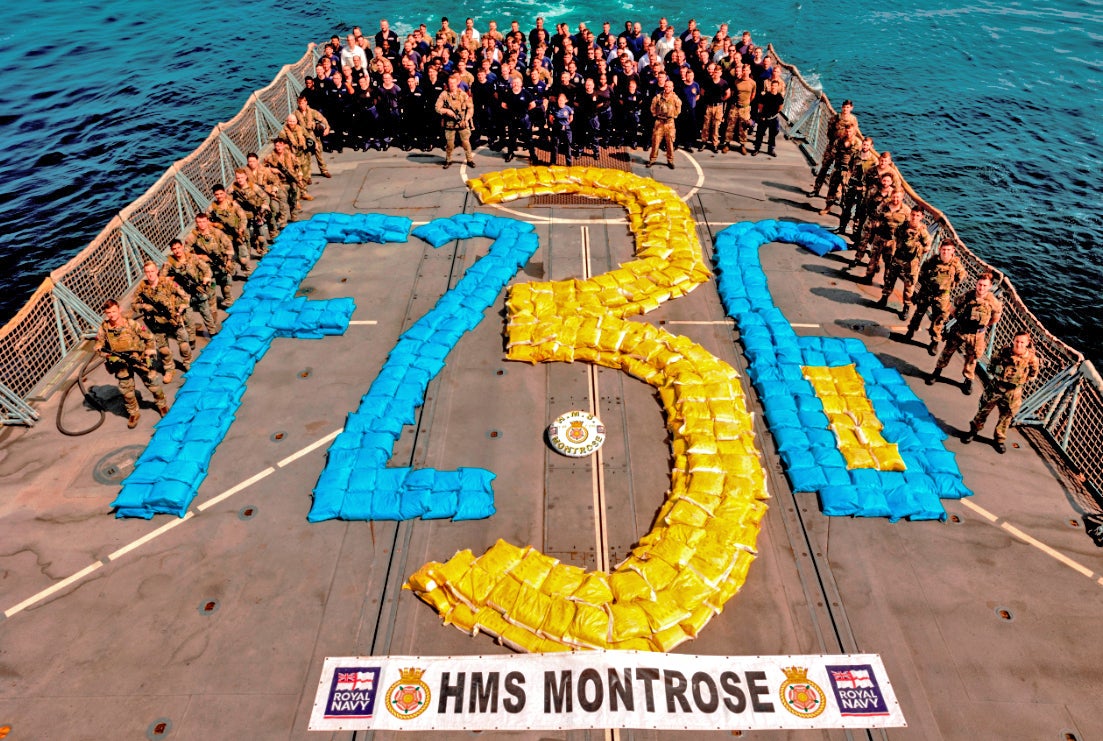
[925,368,941,385]
[927,340,938,356]
[899,303,911,320]
[961,427,977,444]
[962,379,973,396]
[127,413,141,429]
[874,296,888,309]
[994,441,1007,454]
[157,399,170,417]
[903,328,915,341]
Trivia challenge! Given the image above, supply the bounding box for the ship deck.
[2,137,1101,741]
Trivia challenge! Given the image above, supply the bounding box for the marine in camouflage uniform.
[722,67,755,154]
[819,127,862,215]
[133,261,192,382]
[279,113,314,187]
[246,152,287,237]
[850,173,895,266]
[265,139,307,217]
[811,100,858,196]
[183,212,236,313]
[230,169,270,258]
[861,188,910,282]
[296,96,332,179]
[928,272,1002,395]
[647,80,682,168]
[94,299,168,428]
[905,241,966,353]
[208,184,252,275]
[435,74,476,168]
[838,137,878,235]
[162,238,218,338]
[877,207,931,318]
[852,153,902,243]
[962,332,1040,452]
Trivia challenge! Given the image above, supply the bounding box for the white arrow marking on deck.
[959,499,1103,585]
[347,320,378,325]
[2,429,344,619]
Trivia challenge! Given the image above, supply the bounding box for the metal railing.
[0,46,317,426]
[770,45,1102,500]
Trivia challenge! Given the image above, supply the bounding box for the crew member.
[962,331,1040,453]
[132,261,192,383]
[928,271,1002,395]
[208,184,252,277]
[162,238,218,339]
[878,206,931,318]
[183,212,236,313]
[647,79,681,169]
[903,240,966,354]
[95,299,168,429]
[436,73,476,169]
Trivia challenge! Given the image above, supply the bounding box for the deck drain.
[146,718,172,739]
[340,277,348,283]
[270,431,286,442]
[1061,731,1081,741]
[487,429,502,439]
[198,599,220,616]
[495,368,507,376]
[297,285,315,295]
[948,514,963,524]
[995,607,1014,621]
[1068,519,1080,528]
[298,367,313,379]
[92,445,146,485]
[238,505,257,521]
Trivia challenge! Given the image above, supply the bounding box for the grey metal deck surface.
[1,137,1101,741]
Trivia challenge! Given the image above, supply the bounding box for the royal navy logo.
[825,663,890,716]
[385,667,431,720]
[779,666,827,719]
[323,666,381,719]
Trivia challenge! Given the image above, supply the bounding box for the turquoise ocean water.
[1,1,1100,362]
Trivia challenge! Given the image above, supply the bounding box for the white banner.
[309,651,905,732]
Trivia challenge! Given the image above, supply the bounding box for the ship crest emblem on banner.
[779,666,827,718]
[385,667,431,720]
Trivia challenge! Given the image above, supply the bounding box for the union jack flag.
[831,669,873,688]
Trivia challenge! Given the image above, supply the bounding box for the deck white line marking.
[682,151,706,202]
[960,499,999,522]
[277,429,342,468]
[959,499,1102,584]
[196,468,276,511]
[791,323,822,328]
[4,561,104,618]
[580,226,611,573]
[660,320,733,326]
[107,512,196,560]
[3,428,346,620]
[347,320,378,325]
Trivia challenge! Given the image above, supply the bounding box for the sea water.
[0,0,1099,362]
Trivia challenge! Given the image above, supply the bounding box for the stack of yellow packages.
[802,365,905,471]
[405,167,770,652]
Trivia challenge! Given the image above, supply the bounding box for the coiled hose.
[56,352,108,436]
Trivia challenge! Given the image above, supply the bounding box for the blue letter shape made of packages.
[712,220,972,522]
[112,212,536,521]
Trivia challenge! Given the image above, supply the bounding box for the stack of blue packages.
[712,220,971,522]
[112,213,412,519]
[307,214,539,523]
